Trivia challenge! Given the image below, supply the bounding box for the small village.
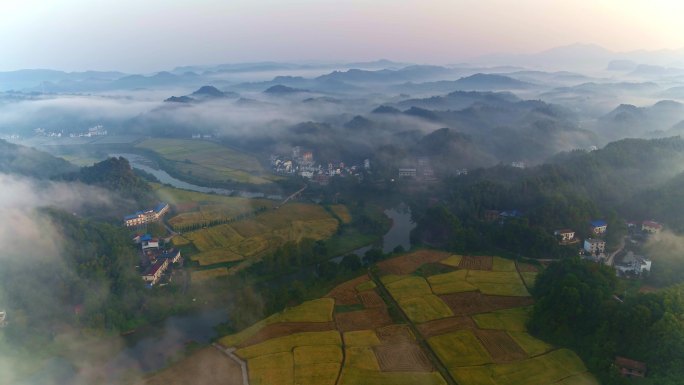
[124,202,183,287]
[270,146,370,185]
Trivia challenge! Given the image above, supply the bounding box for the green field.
[137,138,278,185]
[427,270,478,295]
[492,257,517,272]
[343,330,381,346]
[472,307,531,332]
[383,276,433,299]
[466,270,529,297]
[397,294,453,323]
[429,330,493,367]
[247,351,293,385]
[507,331,552,356]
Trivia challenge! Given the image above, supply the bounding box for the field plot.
[376,324,414,344]
[440,292,534,315]
[428,270,478,295]
[491,257,516,272]
[383,276,432,299]
[377,250,450,275]
[520,272,538,288]
[458,255,494,270]
[515,261,539,272]
[465,270,529,297]
[474,329,527,363]
[326,275,370,306]
[343,330,382,346]
[397,294,453,323]
[220,298,334,347]
[507,331,552,356]
[293,345,342,385]
[374,343,433,372]
[429,329,492,366]
[334,308,393,332]
[355,280,376,292]
[486,349,590,385]
[136,138,276,185]
[235,330,341,359]
[358,290,385,308]
[247,351,293,385]
[472,307,531,332]
[439,254,463,267]
[418,316,476,338]
[182,203,339,268]
[236,322,336,348]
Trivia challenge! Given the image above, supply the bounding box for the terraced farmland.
[211,252,596,385]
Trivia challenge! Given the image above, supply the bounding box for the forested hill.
[0,139,77,178]
[0,209,150,347]
[411,136,684,257]
[64,156,154,204]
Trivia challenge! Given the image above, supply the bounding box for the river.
[110,152,283,200]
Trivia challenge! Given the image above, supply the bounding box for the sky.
[1,0,683,72]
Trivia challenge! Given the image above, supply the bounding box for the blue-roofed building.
[590,219,608,235]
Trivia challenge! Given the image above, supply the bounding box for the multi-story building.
[641,220,663,234]
[590,220,608,236]
[123,203,169,227]
[584,238,606,255]
[554,229,577,244]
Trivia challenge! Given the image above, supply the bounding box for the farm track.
[369,268,459,385]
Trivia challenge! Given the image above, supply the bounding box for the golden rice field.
[136,138,278,185]
[178,202,340,268]
[201,252,597,385]
[330,204,352,224]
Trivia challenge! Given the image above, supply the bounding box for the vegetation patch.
[219,298,334,347]
[330,204,352,224]
[355,280,376,292]
[466,270,529,297]
[506,331,551,356]
[458,256,494,270]
[334,308,393,332]
[137,138,275,185]
[294,363,341,385]
[377,250,451,275]
[439,254,463,268]
[474,329,527,363]
[358,290,385,308]
[520,272,538,288]
[491,257,517,272]
[428,329,493,367]
[472,307,531,332]
[236,330,341,359]
[326,275,369,306]
[396,294,453,324]
[190,267,229,281]
[247,351,294,385]
[417,316,477,338]
[236,322,336,348]
[427,270,478,295]
[343,330,382,346]
[375,324,415,344]
[383,276,432,300]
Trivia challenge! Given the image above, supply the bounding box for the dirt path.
[369,268,459,385]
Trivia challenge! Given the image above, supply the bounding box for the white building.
[554,229,576,243]
[642,220,663,234]
[584,238,606,255]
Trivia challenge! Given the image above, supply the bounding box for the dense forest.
[530,258,684,384]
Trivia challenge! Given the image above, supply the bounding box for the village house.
[398,168,417,178]
[142,258,169,286]
[123,202,170,227]
[615,251,652,276]
[584,238,606,255]
[641,220,663,234]
[590,219,607,236]
[483,210,500,222]
[554,229,577,244]
[615,356,647,378]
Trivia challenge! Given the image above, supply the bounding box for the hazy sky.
[1,0,683,72]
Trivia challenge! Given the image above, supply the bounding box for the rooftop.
[615,356,647,372]
[591,220,607,227]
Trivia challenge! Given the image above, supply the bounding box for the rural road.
[605,236,626,267]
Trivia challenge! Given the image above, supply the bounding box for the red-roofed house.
[641,220,663,234]
[143,259,169,286]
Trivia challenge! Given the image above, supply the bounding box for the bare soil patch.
[440,292,533,315]
[377,250,451,275]
[144,346,243,385]
[515,261,539,272]
[376,324,414,344]
[236,322,336,348]
[359,290,386,309]
[334,308,393,332]
[417,316,477,338]
[374,343,433,372]
[325,275,370,306]
[458,256,494,270]
[474,329,527,363]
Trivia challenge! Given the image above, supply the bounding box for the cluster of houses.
[270,146,370,185]
[133,233,182,286]
[554,219,660,277]
[32,125,108,138]
[123,203,170,227]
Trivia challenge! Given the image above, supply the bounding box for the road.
[276,185,307,208]
[605,236,626,267]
